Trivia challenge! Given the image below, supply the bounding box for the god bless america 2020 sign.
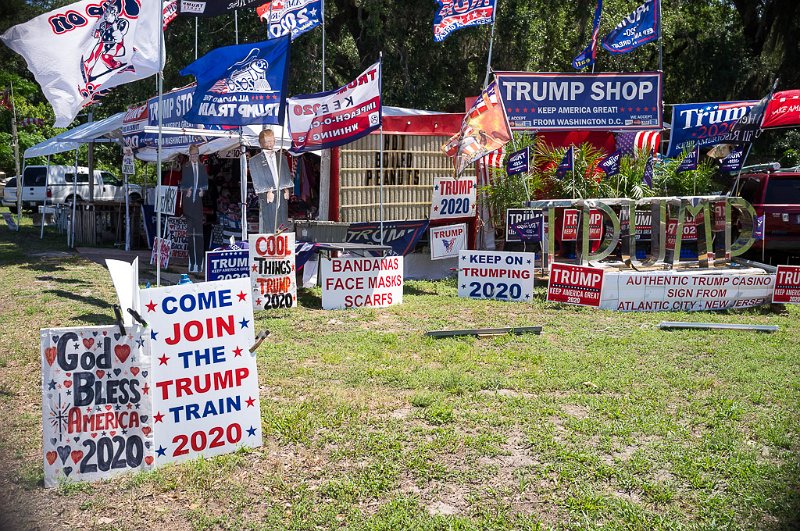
[458,250,535,301]
[41,325,153,487]
[140,278,261,465]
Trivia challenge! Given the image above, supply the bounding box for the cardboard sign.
[457,250,534,302]
[600,270,775,311]
[150,237,172,269]
[773,265,800,304]
[666,217,698,250]
[619,209,653,240]
[140,278,261,465]
[122,147,135,176]
[430,223,468,260]
[547,263,604,307]
[321,256,404,309]
[167,217,188,258]
[249,233,297,310]
[506,208,541,242]
[156,186,179,216]
[511,216,543,242]
[206,249,250,281]
[506,147,530,175]
[561,209,579,241]
[430,176,477,220]
[40,325,153,487]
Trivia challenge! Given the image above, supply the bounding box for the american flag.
[443,81,512,177]
[616,131,661,157]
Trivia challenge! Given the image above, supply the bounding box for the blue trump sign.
[602,0,660,55]
[205,249,250,281]
[506,147,530,175]
[665,100,756,158]
[495,72,662,131]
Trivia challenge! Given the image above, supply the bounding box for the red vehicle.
[732,164,800,262]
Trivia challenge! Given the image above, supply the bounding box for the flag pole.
[40,154,50,239]
[657,0,663,71]
[155,0,165,286]
[321,0,326,91]
[195,17,198,59]
[379,52,384,245]
[235,10,239,44]
[70,148,78,248]
[239,130,247,242]
[11,82,21,230]
[482,1,498,89]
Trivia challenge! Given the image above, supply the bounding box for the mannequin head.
[258,129,275,151]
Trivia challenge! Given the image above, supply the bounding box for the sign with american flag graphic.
[433,0,495,42]
[430,223,467,260]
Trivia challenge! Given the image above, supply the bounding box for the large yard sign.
[600,270,775,311]
[506,208,542,242]
[321,256,404,310]
[206,249,250,281]
[140,279,261,465]
[249,233,297,310]
[773,266,800,304]
[40,325,153,487]
[430,223,468,260]
[547,263,604,307]
[430,176,477,220]
[458,250,535,302]
[495,72,663,131]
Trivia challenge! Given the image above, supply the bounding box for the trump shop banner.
[495,72,662,131]
[40,325,153,487]
[287,61,381,153]
[181,38,290,126]
[140,278,261,466]
[665,101,756,158]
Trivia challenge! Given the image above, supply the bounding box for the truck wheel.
[66,195,83,206]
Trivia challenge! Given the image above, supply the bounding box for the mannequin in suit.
[180,144,209,273]
[248,128,293,233]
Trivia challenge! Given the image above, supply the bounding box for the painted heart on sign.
[96,370,105,379]
[142,371,148,378]
[142,426,152,436]
[63,466,73,476]
[70,450,83,464]
[50,437,57,445]
[110,431,116,436]
[131,367,140,376]
[63,380,72,388]
[114,344,131,363]
[114,333,122,341]
[140,415,148,423]
[144,455,154,465]
[93,331,98,336]
[113,369,121,377]
[65,372,71,377]
[105,405,112,411]
[46,451,57,465]
[44,347,57,367]
[102,331,107,336]
[56,445,71,464]
[91,432,97,438]
[144,441,151,449]
[82,338,94,349]
[73,436,80,443]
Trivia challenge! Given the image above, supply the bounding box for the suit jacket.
[248,149,293,194]
[179,161,210,192]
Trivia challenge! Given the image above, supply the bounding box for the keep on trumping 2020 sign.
[139,278,262,466]
[458,250,535,302]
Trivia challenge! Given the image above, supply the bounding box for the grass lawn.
[0,210,798,530]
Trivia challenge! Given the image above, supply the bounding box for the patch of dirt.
[561,404,590,419]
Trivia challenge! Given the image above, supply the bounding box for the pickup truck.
[732,164,800,262]
[2,165,142,212]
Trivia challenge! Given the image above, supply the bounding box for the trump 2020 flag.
[598,150,621,177]
[676,146,698,173]
[257,0,322,41]
[753,214,765,240]
[505,147,530,176]
[178,0,264,16]
[442,81,512,176]
[555,146,574,179]
[1,0,163,127]
[572,0,603,70]
[181,37,290,126]
[720,145,744,173]
[602,0,659,55]
[287,61,381,153]
[433,0,496,42]
[642,151,654,187]
[762,90,800,129]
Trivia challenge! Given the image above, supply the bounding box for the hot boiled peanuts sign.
[773,265,800,304]
[321,256,404,309]
[547,263,604,307]
[495,72,662,131]
[249,233,297,310]
[40,325,153,487]
[430,176,477,220]
[140,278,261,465]
[458,250,535,301]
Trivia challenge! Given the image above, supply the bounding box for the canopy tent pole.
[11,81,21,230]
[155,0,165,286]
[275,128,285,233]
[40,154,51,239]
[239,130,248,242]
[70,148,78,248]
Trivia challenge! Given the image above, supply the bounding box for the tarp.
[23,112,125,158]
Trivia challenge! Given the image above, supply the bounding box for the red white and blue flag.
[616,130,660,156]
[433,0,496,42]
[572,0,603,70]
